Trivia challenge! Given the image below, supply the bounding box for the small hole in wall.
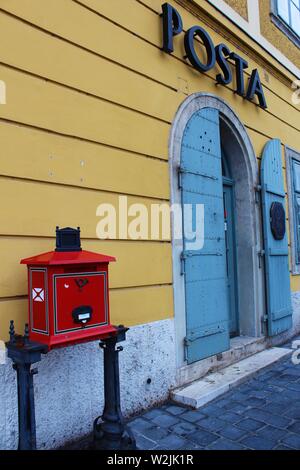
[147,378,152,385]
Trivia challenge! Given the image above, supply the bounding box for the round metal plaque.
[270,202,286,241]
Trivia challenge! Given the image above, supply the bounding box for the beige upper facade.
[260,0,300,68]
[223,0,248,20]
[207,0,300,70]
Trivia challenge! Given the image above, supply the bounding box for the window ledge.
[270,12,300,49]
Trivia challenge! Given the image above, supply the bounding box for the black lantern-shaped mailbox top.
[55,226,82,252]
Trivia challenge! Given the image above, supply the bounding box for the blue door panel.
[184,255,225,282]
[181,149,220,176]
[181,191,225,250]
[181,108,230,363]
[181,172,220,195]
[186,331,229,363]
[181,108,223,158]
[185,279,229,325]
[261,139,293,336]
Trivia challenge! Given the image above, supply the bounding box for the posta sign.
[161,3,267,109]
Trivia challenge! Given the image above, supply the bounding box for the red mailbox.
[21,227,117,349]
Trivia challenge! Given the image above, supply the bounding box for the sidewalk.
[65,338,300,451]
[128,343,300,450]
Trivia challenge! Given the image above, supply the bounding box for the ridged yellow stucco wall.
[0,0,299,340]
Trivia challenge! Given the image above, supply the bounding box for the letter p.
[161,3,183,53]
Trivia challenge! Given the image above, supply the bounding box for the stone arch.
[169,93,265,367]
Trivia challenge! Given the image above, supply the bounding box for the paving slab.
[171,347,291,409]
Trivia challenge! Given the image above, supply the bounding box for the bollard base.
[93,420,136,450]
[92,325,136,451]
[5,321,48,450]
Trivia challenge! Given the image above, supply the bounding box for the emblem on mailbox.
[21,227,117,349]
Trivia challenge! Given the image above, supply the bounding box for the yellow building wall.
[259,0,300,69]
[223,0,248,20]
[0,0,299,340]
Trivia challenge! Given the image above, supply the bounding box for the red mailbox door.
[53,271,108,334]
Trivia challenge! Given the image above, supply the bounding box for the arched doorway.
[169,94,264,367]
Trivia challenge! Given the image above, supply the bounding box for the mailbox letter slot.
[72,306,93,325]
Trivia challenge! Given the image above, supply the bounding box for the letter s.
[216,43,232,85]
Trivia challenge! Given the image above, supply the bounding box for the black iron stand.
[93,325,136,450]
[5,321,48,450]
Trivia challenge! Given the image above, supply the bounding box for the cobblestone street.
[128,346,300,451]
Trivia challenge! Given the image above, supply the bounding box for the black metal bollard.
[5,321,48,450]
[93,326,136,450]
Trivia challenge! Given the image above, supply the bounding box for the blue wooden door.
[181,108,230,364]
[223,183,239,337]
[261,139,293,336]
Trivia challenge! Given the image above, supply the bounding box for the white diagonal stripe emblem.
[32,288,45,302]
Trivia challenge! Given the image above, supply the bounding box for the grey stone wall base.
[0,319,176,450]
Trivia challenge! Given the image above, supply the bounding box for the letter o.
[184,26,216,73]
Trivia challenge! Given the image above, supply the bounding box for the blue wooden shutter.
[294,195,300,263]
[181,108,230,364]
[292,160,300,263]
[261,139,293,336]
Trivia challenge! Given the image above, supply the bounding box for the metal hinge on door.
[178,167,183,189]
[181,251,222,274]
[183,339,189,361]
[178,166,218,189]
[255,185,262,204]
[180,253,186,276]
[258,250,265,269]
